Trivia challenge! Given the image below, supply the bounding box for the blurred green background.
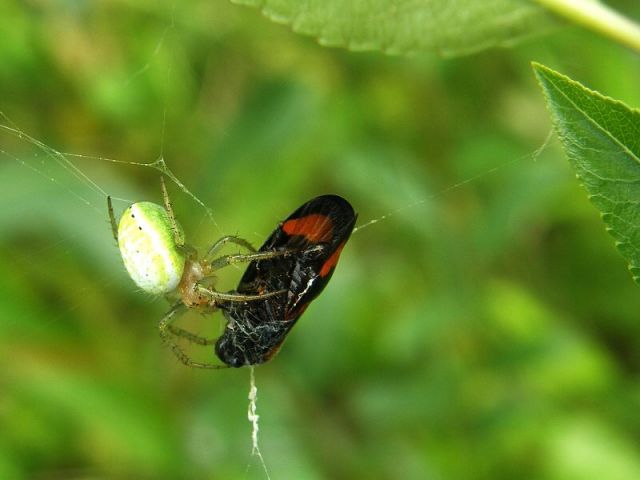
[1,1,640,478]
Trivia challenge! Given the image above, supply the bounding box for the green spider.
[107,178,287,368]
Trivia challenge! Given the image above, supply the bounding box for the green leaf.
[231,0,554,56]
[533,62,640,285]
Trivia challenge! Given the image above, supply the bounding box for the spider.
[107,177,290,369]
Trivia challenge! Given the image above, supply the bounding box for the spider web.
[0,113,217,228]
[352,130,554,235]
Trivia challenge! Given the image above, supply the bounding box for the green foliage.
[232,0,640,56]
[232,0,554,56]
[534,63,640,285]
[1,0,640,479]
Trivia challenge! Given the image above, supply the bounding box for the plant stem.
[535,0,640,52]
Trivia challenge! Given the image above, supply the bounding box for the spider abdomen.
[117,201,185,295]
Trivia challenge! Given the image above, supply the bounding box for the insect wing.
[239,194,356,319]
[216,195,356,367]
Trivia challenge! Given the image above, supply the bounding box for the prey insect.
[109,179,356,369]
[216,194,357,367]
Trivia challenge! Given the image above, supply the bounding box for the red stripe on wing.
[282,213,334,243]
[319,241,346,277]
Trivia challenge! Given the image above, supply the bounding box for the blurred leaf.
[534,62,640,286]
[14,367,182,477]
[545,416,640,480]
[0,448,22,480]
[231,0,554,56]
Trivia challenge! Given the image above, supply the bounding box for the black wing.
[215,195,356,367]
[238,194,356,319]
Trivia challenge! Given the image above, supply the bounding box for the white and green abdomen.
[117,202,185,295]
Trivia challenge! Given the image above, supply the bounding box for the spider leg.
[158,303,229,369]
[209,249,294,272]
[107,196,119,242]
[197,285,287,302]
[206,235,257,259]
[168,324,217,345]
[160,176,185,247]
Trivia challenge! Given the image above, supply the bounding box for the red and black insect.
[215,194,357,367]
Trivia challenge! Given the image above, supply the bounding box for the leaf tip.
[530,62,565,88]
[530,61,550,77]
